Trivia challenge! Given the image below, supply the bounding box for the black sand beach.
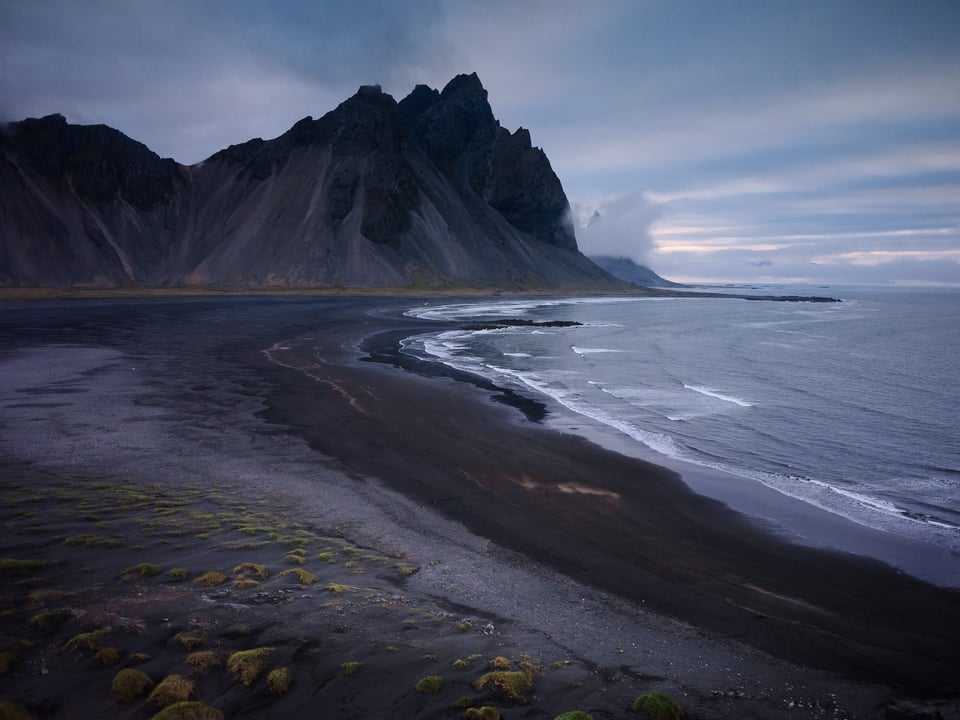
[1,296,958,719]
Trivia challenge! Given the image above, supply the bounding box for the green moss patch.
[175,631,205,651]
[28,610,72,631]
[341,661,361,677]
[192,571,227,587]
[0,558,46,575]
[227,647,276,686]
[555,713,593,720]
[630,692,684,720]
[232,562,268,579]
[63,628,109,652]
[112,668,154,703]
[474,671,534,703]
[277,568,316,585]
[416,675,444,695]
[150,701,224,720]
[123,562,162,580]
[95,646,120,666]
[267,666,293,695]
[148,674,195,708]
[0,701,35,720]
[185,651,221,677]
[464,707,501,720]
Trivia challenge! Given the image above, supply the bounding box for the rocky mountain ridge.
[0,73,617,289]
[588,255,683,288]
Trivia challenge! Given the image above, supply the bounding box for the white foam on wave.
[572,346,622,355]
[405,296,647,322]
[603,385,714,422]
[685,461,960,551]
[402,314,960,554]
[479,365,689,460]
[683,384,753,407]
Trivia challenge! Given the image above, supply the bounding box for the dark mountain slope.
[589,255,684,288]
[0,114,189,286]
[0,75,618,290]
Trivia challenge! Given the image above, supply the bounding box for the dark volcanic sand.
[1,296,958,720]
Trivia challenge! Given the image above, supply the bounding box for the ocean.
[402,287,960,575]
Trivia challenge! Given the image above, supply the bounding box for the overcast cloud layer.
[2,0,958,285]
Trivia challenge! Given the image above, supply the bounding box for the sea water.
[402,287,960,561]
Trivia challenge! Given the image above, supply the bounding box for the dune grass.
[227,647,276,687]
[112,668,154,704]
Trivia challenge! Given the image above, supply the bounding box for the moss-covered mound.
[150,701,224,720]
[148,674,194,708]
[475,670,535,703]
[267,666,293,695]
[227,647,275,686]
[0,701,35,720]
[464,707,501,720]
[415,675,444,695]
[631,692,684,720]
[112,668,154,704]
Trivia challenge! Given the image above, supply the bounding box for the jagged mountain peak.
[0,74,616,290]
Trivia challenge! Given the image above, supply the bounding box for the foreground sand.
[1,296,958,719]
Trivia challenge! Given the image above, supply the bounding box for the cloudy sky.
[2,0,958,285]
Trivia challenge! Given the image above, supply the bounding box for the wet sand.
[1,296,958,719]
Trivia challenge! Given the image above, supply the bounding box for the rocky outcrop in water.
[0,74,616,289]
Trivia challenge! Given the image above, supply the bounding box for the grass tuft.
[63,629,109,652]
[112,668,154,704]
[232,562,268,579]
[185,651,221,677]
[474,671,534,703]
[124,562,162,579]
[555,713,593,720]
[416,675,444,695]
[465,707,502,720]
[0,701,35,720]
[277,568,317,585]
[167,568,190,581]
[630,692,684,720]
[147,674,194,708]
[96,646,120,666]
[175,631,205,651]
[283,549,307,565]
[490,656,512,670]
[192,571,227,587]
[267,666,293,695]
[227,647,276,686]
[0,558,46,575]
[149,701,224,720]
[29,610,72,632]
[341,661,361,676]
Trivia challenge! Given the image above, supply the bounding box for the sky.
[2,0,958,285]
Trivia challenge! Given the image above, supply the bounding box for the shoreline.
[262,305,960,690]
[361,306,960,590]
[544,407,960,590]
[1,295,958,718]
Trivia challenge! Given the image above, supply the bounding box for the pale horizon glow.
[1,0,958,286]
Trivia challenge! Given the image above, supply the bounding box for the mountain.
[588,255,683,288]
[0,74,619,290]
